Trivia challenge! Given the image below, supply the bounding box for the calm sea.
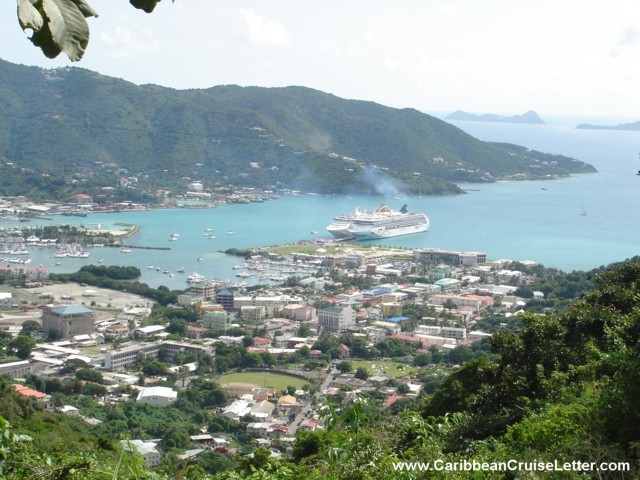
[3,115,639,289]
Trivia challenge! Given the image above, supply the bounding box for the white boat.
[326,204,429,240]
[187,272,206,283]
[120,248,132,253]
[176,267,185,273]
[225,231,235,235]
[207,235,216,239]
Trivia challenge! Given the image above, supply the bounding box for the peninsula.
[575,120,640,131]
[445,110,546,124]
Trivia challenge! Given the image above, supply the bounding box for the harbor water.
[2,115,639,289]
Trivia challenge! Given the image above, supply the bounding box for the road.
[287,368,335,435]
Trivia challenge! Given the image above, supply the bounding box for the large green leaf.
[30,0,95,61]
[17,0,44,31]
[70,0,99,18]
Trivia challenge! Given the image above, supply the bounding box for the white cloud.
[100,27,159,59]
[240,8,290,45]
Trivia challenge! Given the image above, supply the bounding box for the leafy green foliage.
[18,0,98,61]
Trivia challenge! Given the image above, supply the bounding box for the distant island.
[445,110,546,124]
[575,120,640,131]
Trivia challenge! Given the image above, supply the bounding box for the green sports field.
[218,371,308,390]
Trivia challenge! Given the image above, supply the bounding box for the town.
[0,231,547,473]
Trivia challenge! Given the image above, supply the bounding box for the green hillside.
[0,59,595,197]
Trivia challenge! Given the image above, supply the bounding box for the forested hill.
[0,59,594,195]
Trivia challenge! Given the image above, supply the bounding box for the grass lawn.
[218,371,309,391]
[349,360,419,377]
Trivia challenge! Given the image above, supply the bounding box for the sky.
[1,0,640,118]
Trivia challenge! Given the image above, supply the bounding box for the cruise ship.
[326,204,429,240]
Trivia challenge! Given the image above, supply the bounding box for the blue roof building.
[385,316,410,323]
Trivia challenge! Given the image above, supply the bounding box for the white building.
[122,440,161,468]
[223,399,253,421]
[136,386,178,407]
[0,292,12,309]
[317,305,356,333]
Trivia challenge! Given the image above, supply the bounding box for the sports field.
[218,371,308,391]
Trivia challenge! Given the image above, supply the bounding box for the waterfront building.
[42,304,94,339]
[413,248,487,266]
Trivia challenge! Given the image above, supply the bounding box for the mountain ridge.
[0,59,594,198]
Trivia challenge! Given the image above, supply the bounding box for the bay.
[3,115,639,289]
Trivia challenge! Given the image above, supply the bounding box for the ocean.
[2,115,639,289]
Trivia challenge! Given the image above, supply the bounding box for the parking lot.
[0,283,153,324]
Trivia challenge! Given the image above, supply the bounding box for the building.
[0,360,32,379]
[281,304,316,322]
[440,326,467,341]
[216,290,235,311]
[136,386,178,406]
[317,305,356,333]
[0,292,11,309]
[241,305,266,323]
[187,326,209,339]
[104,340,215,372]
[42,304,94,339]
[223,399,253,421]
[26,266,49,282]
[413,248,487,266]
[381,302,403,318]
[373,321,402,336]
[121,440,161,468]
[135,325,166,338]
[104,342,162,371]
[202,311,234,330]
[160,340,214,363]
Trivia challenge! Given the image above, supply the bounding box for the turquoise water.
[3,117,639,288]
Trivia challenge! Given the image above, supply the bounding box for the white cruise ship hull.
[350,220,429,240]
[326,204,429,241]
